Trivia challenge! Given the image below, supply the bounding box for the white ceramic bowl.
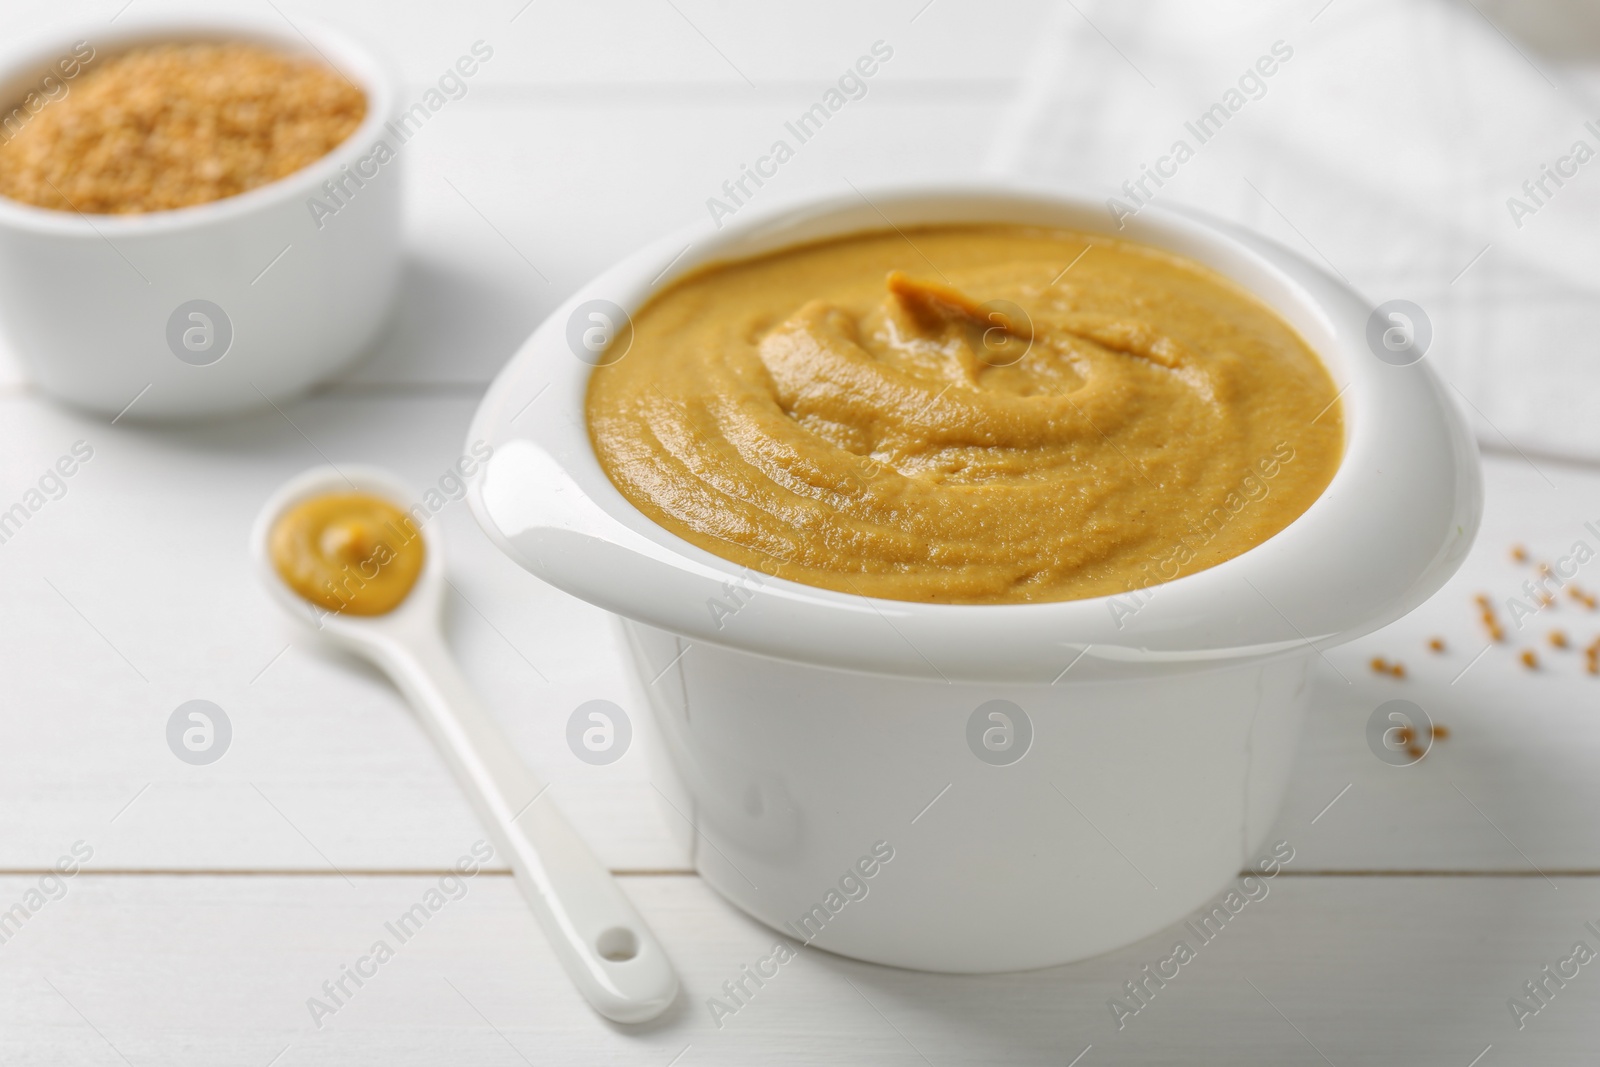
[466,184,1482,972]
[0,11,402,420]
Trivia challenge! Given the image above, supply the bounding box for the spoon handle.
[377,631,679,1024]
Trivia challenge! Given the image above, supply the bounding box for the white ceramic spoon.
[251,465,678,1024]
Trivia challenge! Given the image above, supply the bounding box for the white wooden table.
[5,2,1600,1062]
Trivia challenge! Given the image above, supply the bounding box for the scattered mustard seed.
[1476,595,1506,643]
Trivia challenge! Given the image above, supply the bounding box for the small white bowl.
[0,10,402,420]
[466,184,1482,972]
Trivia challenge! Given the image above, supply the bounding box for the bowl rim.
[0,7,399,235]
[466,181,1483,683]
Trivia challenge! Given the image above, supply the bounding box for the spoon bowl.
[252,464,445,650]
[251,470,448,659]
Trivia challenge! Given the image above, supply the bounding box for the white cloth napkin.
[987,0,1600,463]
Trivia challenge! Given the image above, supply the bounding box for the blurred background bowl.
[0,9,403,420]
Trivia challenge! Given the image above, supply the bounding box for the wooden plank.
[0,392,688,872]
[9,0,1049,85]
[343,0,1051,87]
[0,95,1011,391]
[328,93,1012,387]
[0,0,1028,391]
[3,387,1600,874]
[0,872,1596,1063]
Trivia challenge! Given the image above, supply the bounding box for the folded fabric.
[988,0,1600,462]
